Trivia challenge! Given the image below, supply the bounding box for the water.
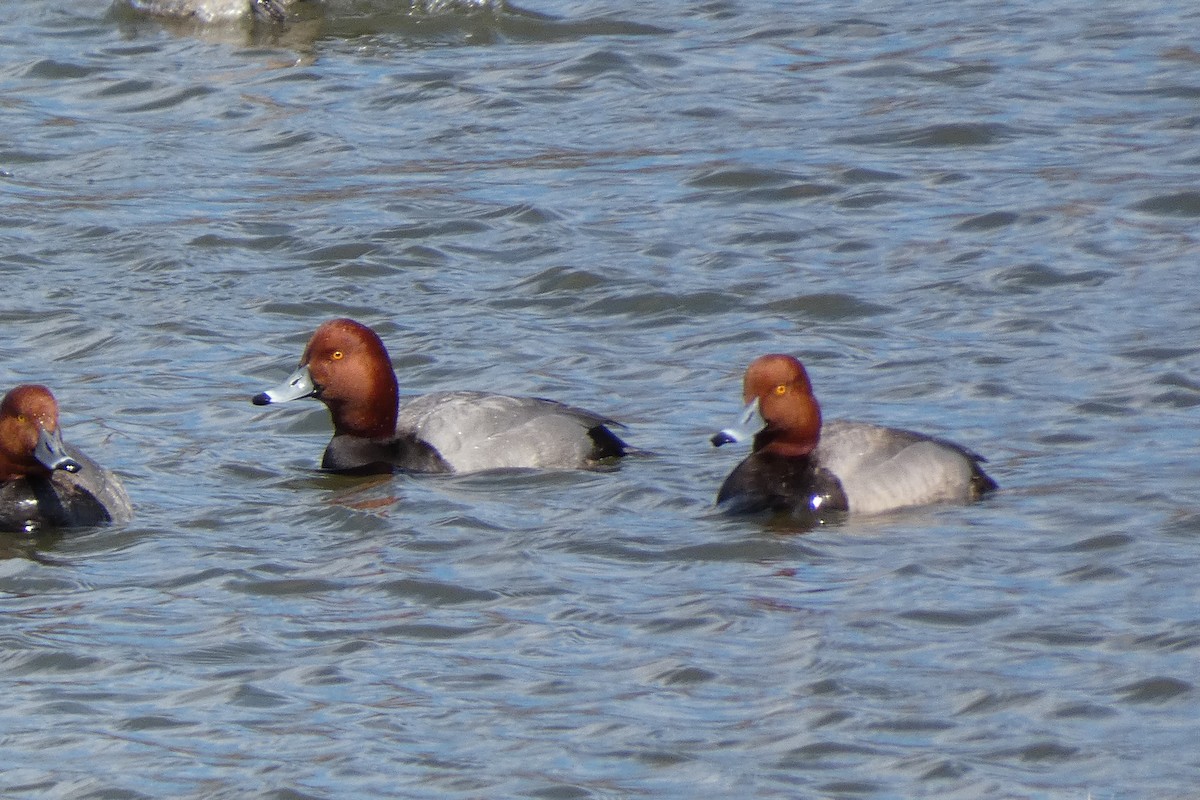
[2,0,1199,797]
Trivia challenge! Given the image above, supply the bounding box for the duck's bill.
[34,426,81,473]
[710,397,763,447]
[252,364,316,406]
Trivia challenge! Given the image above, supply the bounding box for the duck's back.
[398,391,626,473]
[816,420,995,515]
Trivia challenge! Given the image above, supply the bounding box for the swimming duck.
[712,354,996,516]
[124,0,505,23]
[125,0,292,22]
[0,385,133,533]
[252,318,628,474]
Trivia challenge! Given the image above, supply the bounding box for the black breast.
[0,475,112,533]
[716,452,847,516]
[322,433,453,474]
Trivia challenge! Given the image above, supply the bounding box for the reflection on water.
[2,0,1199,796]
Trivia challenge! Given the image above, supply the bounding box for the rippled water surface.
[3,0,1200,797]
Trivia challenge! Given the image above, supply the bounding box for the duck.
[124,0,292,22]
[711,354,996,516]
[123,0,506,23]
[252,318,629,474]
[0,385,133,533]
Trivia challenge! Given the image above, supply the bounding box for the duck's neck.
[0,453,45,482]
[752,395,821,458]
[329,371,399,440]
[753,429,817,458]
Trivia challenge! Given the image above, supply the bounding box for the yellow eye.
[774,384,787,395]
[331,350,344,361]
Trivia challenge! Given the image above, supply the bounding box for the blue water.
[2,0,1199,797]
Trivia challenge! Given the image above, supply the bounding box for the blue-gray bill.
[710,397,763,448]
[252,364,317,406]
[34,425,81,473]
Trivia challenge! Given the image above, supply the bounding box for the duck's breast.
[397,391,607,472]
[815,420,984,515]
[0,447,131,532]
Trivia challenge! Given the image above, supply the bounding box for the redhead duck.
[0,385,133,533]
[252,318,629,474]
[711,354,996,516]
[126,0,290,22]
[126,0,505,22]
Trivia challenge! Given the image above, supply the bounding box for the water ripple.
[2,0,1199,796]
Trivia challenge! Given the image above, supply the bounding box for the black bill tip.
[710,431,736,447]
